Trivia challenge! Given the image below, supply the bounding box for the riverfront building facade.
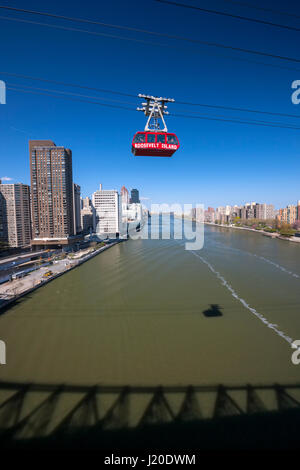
[92,186,121,237]
[277,203,300,226]
[210,202,275,224]
[29,140,77,247]
[73,183,82,235]
[0,182,31,248]
[255,203,275,220]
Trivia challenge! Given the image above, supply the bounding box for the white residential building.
[122,203,143,222]
[92,185,121,237]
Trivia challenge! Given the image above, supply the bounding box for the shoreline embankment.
[205,222,300,244]
[0,239,125,313]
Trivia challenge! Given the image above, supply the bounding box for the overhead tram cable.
[6,83,137,106]
[3,3,300,33]
[7,85,300,132]
[0,72,137,98]
[155,0,300,33]
[3,74,300,121]
[175,100,300,120]
[1,9,300,66]
[6,86,136,112]
[218,0,300,22]
[169,111,300,130]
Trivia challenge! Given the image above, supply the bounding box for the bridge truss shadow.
[0,381,300,448]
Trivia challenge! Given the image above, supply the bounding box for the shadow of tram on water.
[203,304,223,317]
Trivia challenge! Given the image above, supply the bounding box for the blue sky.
[0,0,300,209]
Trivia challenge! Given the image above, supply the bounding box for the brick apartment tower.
[29,140,75,246]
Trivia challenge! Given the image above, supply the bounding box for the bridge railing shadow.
[0,380,300,443]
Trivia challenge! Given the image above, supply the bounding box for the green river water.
[1,223,300,388]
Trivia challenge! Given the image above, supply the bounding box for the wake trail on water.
[207,240,300,279]
[254,255,300,278]
[177,241,293,346]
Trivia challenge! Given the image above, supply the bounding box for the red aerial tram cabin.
[131,131,180,157]
[131,94,180,158]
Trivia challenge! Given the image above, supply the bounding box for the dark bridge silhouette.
[1,380,300,448]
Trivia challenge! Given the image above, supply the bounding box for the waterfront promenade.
[0,240,123,311]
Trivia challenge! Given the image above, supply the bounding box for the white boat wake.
[254,255,299,279]
[208,240,300,279]
[182,243,293,346]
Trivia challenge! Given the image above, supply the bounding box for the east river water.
[1,221,300,388]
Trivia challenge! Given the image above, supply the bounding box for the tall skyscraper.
[92,185,121,237]
[121,186,130,205]
[73,183,82,235]
[30,140,76,247]
[0,182,31,248]
[130,188,140,204]
[120,186,130,224]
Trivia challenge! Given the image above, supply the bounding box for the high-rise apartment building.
[130,188,140,204]
[0,182,31,247]
[215,206,232,223]
[121,186,130,224]
[237,203,274,220]
[73,183,82,235]
[30,140,76,246]
[278,204,297,225]
[121,186,130,205]
[80,197,94,235]
[212,202,275,223]
[255,203,275,220]
[92,185,121,237]
[230,205,241,218]
[204,209,215,222]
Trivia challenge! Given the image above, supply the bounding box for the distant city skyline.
[1,155,298,210]
[0,138,146,249]
[0,171,298,212]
